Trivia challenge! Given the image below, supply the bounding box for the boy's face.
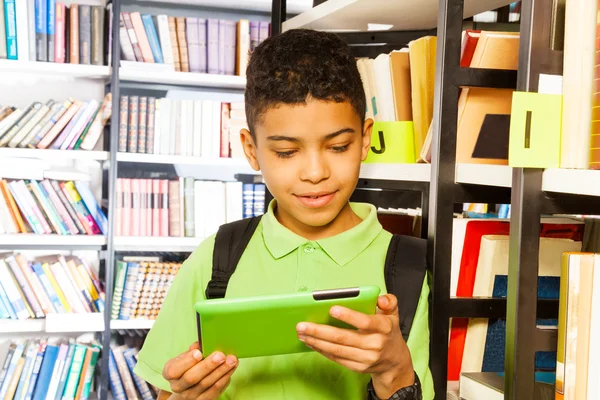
[241,98,372,234]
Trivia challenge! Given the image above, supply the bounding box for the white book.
[49,262,87,313]
[356,59,374,120]
[364,59,381,122]
[179,100,191,156]
[225,181,243,223]
[372,54,395,122]
[153,98,162,155]
[15,0,30,61]
[204,181,224,237]
[192,100,203,157]
[178,177,185,237]
[170,100,179,155]
[0,109,23,138]
[27,0,35,61]
[0,212,5,234]
[0,185,17,233]
[156,15,174,66]
[212,101,221,158]
[119,24,136,62]
[200,100,213,158]
[159,98,171,156]
[185,100,194,157]
[588,254,600,400]
[194,180,205,239]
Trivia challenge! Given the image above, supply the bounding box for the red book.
[121,179,131,237]
[460,30,481,68]
[115,179,122,237]
[447,220,585,381]
[131,179,140,236]
[55,3,66,63]
[220,103,231,158]
[159,180,169,237]
[146,179,152,237]
[152,180,160,237]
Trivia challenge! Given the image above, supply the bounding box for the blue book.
[31,263,65,314]
[242,183,254,219]
[46,0,55,62]
[123,349,153,400]
[0,296,9,319]
[141,14,164,63]
[53,341,74,400]
[0,341,26,399]
[108,350,126,400]
[24,342,47,400]
[0,281,17,319]
[31,344,59,400]
[3,0,17,59]
[14,341,39,400]
[34,0,47,61]
[74,182,107,235]
[253,184,266,217]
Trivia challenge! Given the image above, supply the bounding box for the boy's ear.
[240,128,261,171]
[360,118,374,162]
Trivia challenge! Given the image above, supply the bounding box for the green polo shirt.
[134,202,434,400]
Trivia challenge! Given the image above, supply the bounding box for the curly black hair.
[244,29,366,136]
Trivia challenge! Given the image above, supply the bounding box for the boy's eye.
[331,144,349,153]
[275,150,297,158]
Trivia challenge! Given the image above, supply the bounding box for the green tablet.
[194,286,380,359]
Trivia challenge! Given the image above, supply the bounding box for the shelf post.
[505,0,547,397]
[428,0,463,398]
[99,0,122,399]
[271,0,287,35]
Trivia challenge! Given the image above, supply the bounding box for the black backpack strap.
[205,216,262,299]
[384,234,428,341]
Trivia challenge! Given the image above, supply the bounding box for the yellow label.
[363,121,416,164]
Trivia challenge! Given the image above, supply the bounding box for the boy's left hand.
[296,294,414,399]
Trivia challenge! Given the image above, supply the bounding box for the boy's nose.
[299,153,330,183]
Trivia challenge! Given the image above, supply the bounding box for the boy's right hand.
[162,342,238,400]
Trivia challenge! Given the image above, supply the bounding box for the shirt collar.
[261,201,383,266]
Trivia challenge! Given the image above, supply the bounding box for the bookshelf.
[119,68,247,89]
[0,60,111,80]
[0,148,109,161]
[0,234,107,250]
[113,236,201,252]
[110,319,155,330]
[0,314,105,334]
[116,152,251,167]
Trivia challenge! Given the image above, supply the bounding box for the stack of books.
[0,338,102,400]
[0,253,105,320]
[0,2,111,64]
[114,178,265,239]
[118,96,245,159]
[109,344,157,400]
[0,178,107,236]
[112,257,181,321]
[0,94,112,151]
[119,12,270,76]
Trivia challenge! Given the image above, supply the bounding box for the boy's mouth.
[294,191,337,208]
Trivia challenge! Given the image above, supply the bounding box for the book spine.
[119,15,135,61]
[31,263,65,313]
[30,99,72,148]
[35,0,47,61]
[14,0,29,61]
[76,263,103,312]
[74,181,107,235]
[145,179,152,236]
[79,348,99,400]
[62,345,87,399]
[0,260,30,319]
[207,19,218,74]
[145,97,155,154]
[8,103,51,148]
[18,102,58,148]
[112,347,140,400]
[90,5,103,65]
[107,350,126,400]
[160,179,169,237]
[123,349,153,400]
[127,96,139,153]
[137,96,147,153]
[18,180,52,234]
[49,262,85,313]
[68,4,78,64]
[111,261,127,319]
[220,103,230,157]
[130,179,140,236]
[18,257,55,315]
[50,100,88,149]
[156,15,173,66]
[54,2,65,63]
[0,103,41,147]
[186,17,200,72]
[129,11,153,63]
[224,20,236,75]
[167,16,180,71]
[121,12,143,62]
[54,342,74,400]
[36,100,80,149]
[61,101,99,150]
[198,18,207,73]
[38,180,74,234]
[5,256,44,318]
[80,93,112,150]
[59,258,92,313]
[121,178,130,236]
[14,341,38,400]
[47,0,55,62]
[183,177,195,237]
[114,178,122,237]
[62,181,101,235]
[249,20,259,52]
[78,5,90,64]
[49,180,86,234]
[218,19,225,75]
[27,180,65,235]
[24,341,47,400]
[3,0,16,60]
[0,282,17,319]
[118,95,129,152]
[0,0,7,59]
[141,14,163,63]
[175,17,188,72]
[0,344,16,390]
[6,182,38,234]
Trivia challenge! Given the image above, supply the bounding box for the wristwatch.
[365,371,422,400]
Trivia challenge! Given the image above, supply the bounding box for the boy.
[134,29,434,400]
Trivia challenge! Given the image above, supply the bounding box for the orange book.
[75,347,94,400]
[590,0,600,169]
[168,17,181,71]
[389,50,412,121]
[129,12,155,63]
[0,179,28,233]
[69,5,79,64]
[176,17,189,72]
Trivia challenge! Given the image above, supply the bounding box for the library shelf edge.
[116,152,254,170]
[118,68,247,90]
[113,236,202,252]
[110,319,156,330]
[127,0,311,14]
[0,234,107,250]
[0,313,105,334]
[0,60,111,80]
[281,0,515,32]
[0,148,109,161]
